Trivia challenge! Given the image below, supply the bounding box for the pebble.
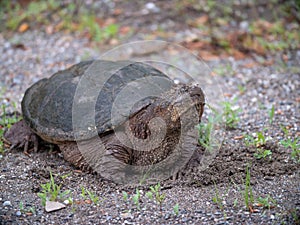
[3,201,12,207]
[16,211,22,216]
[45,201,66,212]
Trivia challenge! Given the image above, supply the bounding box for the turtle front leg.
[3,120,39,154]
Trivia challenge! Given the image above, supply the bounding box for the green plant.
[132,188,141,210]
[222,99,241,129]
[86,189,100,205]
[80,186,87,199]
[37,171,71,206]
[19,201,36,214]
[147,183,166,213]
[257,195,276,210]
[197,105,222,151]
[244,130,272,159]
[173,203,179,216]
[237,85,246,94]
[290,208,300,224]
[212,182,224,210]
[197,116,214,149]
[243,165,254,211]
[233,198,238,208]
[79,13,119,42]
[60,172,71,180]
[269,105,275,124]
[145,191,153,200]
[122,191,128,201]
[254,149,272,159]
[281,137,300,163]
[212,64,234,76]
[81,186,101,205]
[19,201,24,212]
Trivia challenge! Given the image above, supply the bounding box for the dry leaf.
[243,62,258,68]
[196,15,209,25]
[113,8,123,15]
[120,26,131,35]
[84,199,92,204]
[199,51,219,61]
[234,135,244,140]
[18,23,29,33]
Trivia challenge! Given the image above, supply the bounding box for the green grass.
[257,195,277,210]
[269,105,275,124]
[281,137,300,163]
[243,165,254,211]
[253,149,272,159]
[197,115,215,150]
[37,171,71,206]
[244,130,273,159]
[19,201,36,215]
[212,182,224,211]
[173,203,179,216]
[280,125,300,163]
[80,186,101,205]
[222,98,241,129]
[122,191,129,201]
[132,188,141,210]
[146,183,166,213]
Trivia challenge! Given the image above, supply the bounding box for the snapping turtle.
[4,60,205,183]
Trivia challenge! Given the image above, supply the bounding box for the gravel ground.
[1,3,300,224]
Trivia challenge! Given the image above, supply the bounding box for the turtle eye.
[179,85,188,94]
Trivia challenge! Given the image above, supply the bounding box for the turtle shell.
[21,60,173,143]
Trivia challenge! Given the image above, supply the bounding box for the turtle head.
[169,84,205,123]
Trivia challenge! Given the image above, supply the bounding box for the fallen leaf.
[113,8,123,15]
[103,17,116,26]
[199,50,219,61]
[262,59,274,66]
[232,49,246,60]
[243,62,258,68]
[196,15,209,25]
[234,135,244,140]
[84,199,92,204]
[249,205,254,213]
[224,93,232,97]
[120,26,131,35]
[18,23,29,33]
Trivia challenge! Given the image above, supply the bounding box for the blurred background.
[1,0,299,62]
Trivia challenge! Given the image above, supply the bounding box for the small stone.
[16,211,22,216]
[45,201,66,212]
[63,199,71,205]
[240,21,249,30]
[3,201,12,207]
[165,213,170,219]
[121,212,132,218]
[106,215,112,220]
[145,2,160,13]
[270,214,275,220]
